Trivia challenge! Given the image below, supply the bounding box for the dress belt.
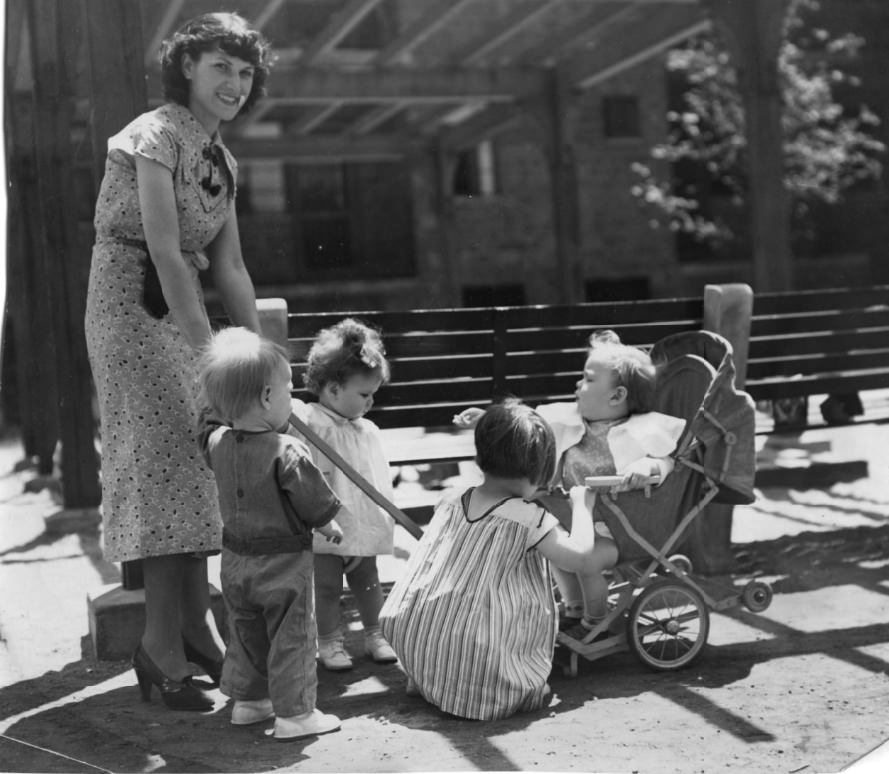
[222,529,312,556]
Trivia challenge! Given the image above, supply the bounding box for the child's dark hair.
[160,13,274,115]
[474,398,556,488]
[198,327,290,423]
[588,329,656,414]
[303,318,390,395]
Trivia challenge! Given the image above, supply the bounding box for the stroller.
[550,330,773,677]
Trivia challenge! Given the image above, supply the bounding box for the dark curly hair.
[303,318,390,396]
[159,12,274,115]
[474,399,556,488]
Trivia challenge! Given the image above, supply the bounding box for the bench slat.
[747,369,889,401]
[746,350,889,379]
[748,329,889,359]
[750,310,889,337]
[752,286,889,315]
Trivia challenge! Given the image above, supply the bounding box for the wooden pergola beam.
[228,67,547,103]
[568,4,709,90]
[292,102,343,135]
[456,0,557,66]
[517,3,641,67]
[348,102,406,135]
[143,0,184,67]
[374,0,474,66]
[298,0,385,65]
[223,134,410,161]
[438,103,525,152]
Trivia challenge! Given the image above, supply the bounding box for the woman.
[84,13,273,711]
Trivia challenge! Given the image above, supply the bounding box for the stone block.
[87,583,225,661]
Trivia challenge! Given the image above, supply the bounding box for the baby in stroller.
[456,330,686,641]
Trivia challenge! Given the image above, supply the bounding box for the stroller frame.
[554,331,773,677]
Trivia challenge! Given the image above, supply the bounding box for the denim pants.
[220,549,317,718]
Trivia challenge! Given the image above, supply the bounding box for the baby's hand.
[452,407,485,429]
[619,460,661,491]
[320,520,344,545]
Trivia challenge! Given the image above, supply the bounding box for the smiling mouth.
[217,93,242,107]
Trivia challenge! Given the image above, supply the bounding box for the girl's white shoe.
[231,698,274,725]
[364,630,397,663]
[273,709,341,741]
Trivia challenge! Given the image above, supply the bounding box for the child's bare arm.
[536,485,597,573]
[452,407,485,428]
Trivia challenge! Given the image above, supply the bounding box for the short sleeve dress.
[292,401,395,557]
[84,103,238,562]
[379,488,559,721]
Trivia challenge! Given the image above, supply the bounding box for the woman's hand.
[452,406,485,428]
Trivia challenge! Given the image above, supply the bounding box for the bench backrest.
[287,297,704,429]
[745,286,889,401]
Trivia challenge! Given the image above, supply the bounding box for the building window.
[584,277,650,302]
[463,284,526,307]
[453,140,498,197]
[602,95,641,138]
[295,165,351,269]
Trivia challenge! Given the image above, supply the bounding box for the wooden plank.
[746,350,889,380]
[504,321,699,352]
[499,298,703,328]
[749,309,889,337]
[748,329,889,359]
[752,286,889,315]
[747,370,889,401]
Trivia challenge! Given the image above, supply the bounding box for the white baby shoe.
[273,709,341,741]
[364,629,397,664]
[231,698,274,725]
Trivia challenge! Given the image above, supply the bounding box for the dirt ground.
[2,429,889,773]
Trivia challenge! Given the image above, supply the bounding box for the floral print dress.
[84,103,237,562]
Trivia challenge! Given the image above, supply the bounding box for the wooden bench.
[285,294,709,467]
[745,285,889,430]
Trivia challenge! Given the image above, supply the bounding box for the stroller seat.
[554,330,772,676]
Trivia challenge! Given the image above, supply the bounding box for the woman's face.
[182,47,254,132]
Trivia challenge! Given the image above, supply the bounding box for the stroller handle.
[584,474,661,489]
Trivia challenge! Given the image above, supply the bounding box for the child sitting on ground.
[455,330,685,642]
[380,398,599,720]
[291,318,398,671]
[197,327,343,741]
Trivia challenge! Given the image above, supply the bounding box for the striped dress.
[380,488,559,720]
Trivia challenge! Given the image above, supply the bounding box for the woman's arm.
[207,207,261,333]
[536,485,598,573]
[137,155,213,350]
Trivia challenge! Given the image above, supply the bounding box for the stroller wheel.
[665,554,693,576]
[742,580,773,612]
[626,580,710,671]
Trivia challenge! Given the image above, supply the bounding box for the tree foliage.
[630,0,885,250]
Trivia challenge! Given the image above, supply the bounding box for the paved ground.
[1,418,889,774]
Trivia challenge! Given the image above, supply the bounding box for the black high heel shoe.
[182,637,224,686]
[132,644,214,711]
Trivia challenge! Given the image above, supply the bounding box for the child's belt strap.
[288,412,424,540]
[222,530,311,555]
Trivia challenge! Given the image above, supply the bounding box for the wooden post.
[5,91,61,476]
[706,0,794,292]
[686,283,755,575]
[82,0,150,586]
[28,0,102,513]
[546,68,583,305]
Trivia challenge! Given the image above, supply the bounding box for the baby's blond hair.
[198,327,290,422]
